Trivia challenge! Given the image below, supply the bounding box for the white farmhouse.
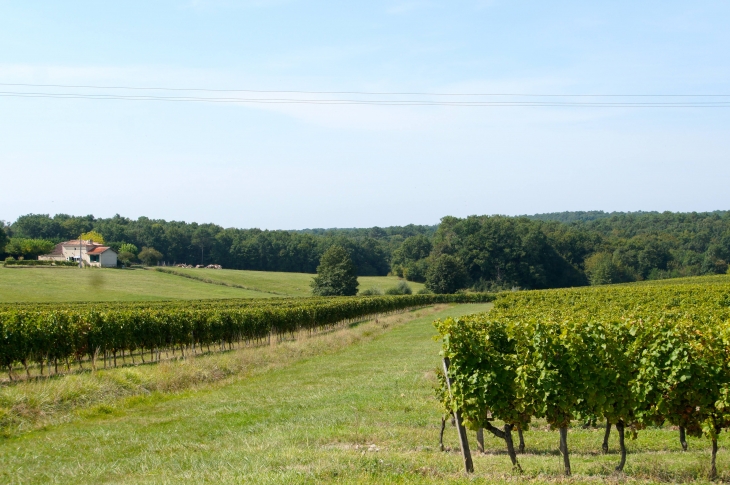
[39,240,118,267]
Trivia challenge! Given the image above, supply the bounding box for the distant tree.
[192,225,217,265]
[0,223,8,258]
[402,259,429,283]
[425,254,468,294]
[138,247,163,266]
[584,253,625,285]
[79,231,105,244]
[391,234,432,280]
[310,245,359,296]
[119,243,138,255]
[369,226,387,239]
[118,251,137,266]
[398,234,432,261]
[3,238,55,260]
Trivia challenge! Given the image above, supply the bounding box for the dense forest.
[2,211,729,290]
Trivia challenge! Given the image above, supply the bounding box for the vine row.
[436,280,730,478]
[0,293,492,380]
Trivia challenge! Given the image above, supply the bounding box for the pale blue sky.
[1,1,729,229]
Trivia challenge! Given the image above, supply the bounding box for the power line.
[0,82,729,98]
[1,91,729,107]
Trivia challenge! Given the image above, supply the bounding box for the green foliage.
[0,293,494,373]
[0,224,8,258]
[584,252,626,285]
[7,214,397,276]
[119,243,138,255]
[433,215,586,290]
[359,287,383,296]
[402,259,429,283]
[391,235,432,281]
[138,247,163,266]
[79,231,105,244]
[437,278,730,473]
[425,254,468,294]
[117,251,137,266]
[191,224,217,264]
[311,246,359,296]
[384,280,412,295]
[7,211,730,288]
[3,238,55,260]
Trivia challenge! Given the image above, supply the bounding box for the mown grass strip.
[151,267,288,295]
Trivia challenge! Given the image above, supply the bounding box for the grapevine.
[436,279,730,478]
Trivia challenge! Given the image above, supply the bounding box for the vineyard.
[0,293,492,380]
[437,279,730,479]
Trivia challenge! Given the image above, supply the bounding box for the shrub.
[359,287,383,296]
[118,251,137,266]
[138,247,163,266]
[4,260,76,267]
[384,280,412,295]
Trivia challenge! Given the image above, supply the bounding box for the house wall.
[62,246,84,260]
[49,243,117,267]
[99,251,117,268]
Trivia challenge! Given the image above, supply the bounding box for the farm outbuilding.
[39,240,118,267]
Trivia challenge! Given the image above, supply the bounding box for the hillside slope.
[0,267,423,302]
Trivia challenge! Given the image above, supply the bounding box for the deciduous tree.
[425,254,467,294]
[138,247,163,266]
[310,245,359,296]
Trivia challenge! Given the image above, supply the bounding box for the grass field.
[1,301,726,484]
[0,266,423,302]
[166,267,425,296]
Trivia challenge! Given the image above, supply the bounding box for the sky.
[0,1,729,229]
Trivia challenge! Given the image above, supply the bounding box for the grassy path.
[1,302,727,484]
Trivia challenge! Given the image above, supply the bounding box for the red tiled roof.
[47,243,64,255]
[62,240,97,247]
[86,246,112,255]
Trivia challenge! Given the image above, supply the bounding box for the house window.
[90,255,100,263]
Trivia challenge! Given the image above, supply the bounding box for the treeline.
[1,211,729,290]
[0,214,433,276]
[391,212,730,291]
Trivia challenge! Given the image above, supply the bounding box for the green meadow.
[0,266,423,302]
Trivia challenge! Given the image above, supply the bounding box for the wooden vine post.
[442,357,474,473]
